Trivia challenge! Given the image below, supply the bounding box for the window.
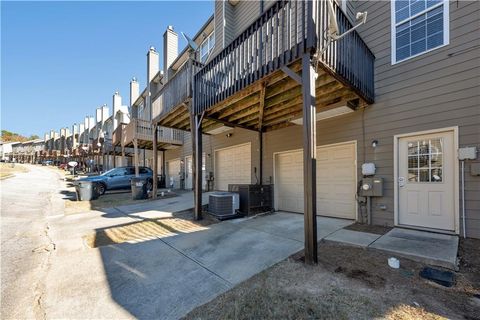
[407,138,443,183]
[392,0,449,64]
[199,31,215,63]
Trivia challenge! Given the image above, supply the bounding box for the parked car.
[75,166,155,195]
[42,160,53,166]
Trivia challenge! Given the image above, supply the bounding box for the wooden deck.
[120,119,184,150]
[190,0,374,132]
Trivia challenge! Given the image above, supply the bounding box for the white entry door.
[274,142,357,219]
[185,155,193,189]
[398,130,456,231]
[215,143,251,191]
[167,159,181,189]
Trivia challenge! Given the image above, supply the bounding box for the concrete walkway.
[324,227,459,270]
[46,203,351,319]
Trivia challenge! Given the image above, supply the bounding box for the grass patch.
[185,241,479,320]
[0,163,28,179]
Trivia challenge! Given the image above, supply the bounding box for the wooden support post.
[192,113,203,220]
[258,83,266,185]
[133,139,139,176]
[121,147,125,167]
[302,53,318,265]
[162,150,166,181]
[113,147,116,168]
[152,124,158,199]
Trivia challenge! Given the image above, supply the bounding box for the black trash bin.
[75,181,100,201]
[131,177,148,200]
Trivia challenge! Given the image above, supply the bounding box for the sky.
[1,0,214,137]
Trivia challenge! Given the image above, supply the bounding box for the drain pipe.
[461,160,466,238]
[367,196,372,225]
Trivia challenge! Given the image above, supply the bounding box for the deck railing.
[193,0,374,114]
[112,124,124,146]
[152,60,203,120]
[123,119,184,146]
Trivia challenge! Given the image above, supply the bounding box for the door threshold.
[396,224,457,236]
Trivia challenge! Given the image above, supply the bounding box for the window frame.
[199,31,215,63]
[391,0,449,65]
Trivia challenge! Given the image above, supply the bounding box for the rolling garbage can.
[75,181,100,201]
[131,177,148,200]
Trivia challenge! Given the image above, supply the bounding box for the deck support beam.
[258,83,266,184]
[192,112,203,220]
[302,53,318,265]
[152,124,158,198]
[162,150,166,183]
[133,139,139,177]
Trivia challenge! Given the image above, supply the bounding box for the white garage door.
[167,159,181,189]
[274,142,357,219]
[215,143,251,191]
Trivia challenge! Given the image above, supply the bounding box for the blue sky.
[1,1,213,137]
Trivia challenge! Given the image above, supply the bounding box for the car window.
[139,168,149,174]
[126,167,135,175]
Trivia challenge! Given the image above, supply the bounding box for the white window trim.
[391,0,449,65]
[200,31,215,63]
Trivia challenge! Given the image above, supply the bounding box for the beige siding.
[352,0,480,237]
[169,0,479,238]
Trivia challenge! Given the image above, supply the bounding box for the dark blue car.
[76,166,154,195]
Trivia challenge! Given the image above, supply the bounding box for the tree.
[1,130,40,142]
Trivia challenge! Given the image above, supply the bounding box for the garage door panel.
[215,144,251,191]
[333,148,353,160]
[276,143,356,219]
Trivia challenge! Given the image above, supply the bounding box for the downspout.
[259,131,263,185]
[222,0,226,48]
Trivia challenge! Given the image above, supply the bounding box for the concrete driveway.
[47,205,351,319]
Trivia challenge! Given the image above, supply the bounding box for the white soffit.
[291,105,355,125]
[204,125,233,135]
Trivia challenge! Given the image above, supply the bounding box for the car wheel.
[97,183,106,195]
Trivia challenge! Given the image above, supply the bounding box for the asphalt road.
[1,165,63,319]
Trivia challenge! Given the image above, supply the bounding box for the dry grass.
[185,240,480,320]
[0,163,29,179]
[383,304,445,320]
[63,190,151,215]
[83,212,217,248]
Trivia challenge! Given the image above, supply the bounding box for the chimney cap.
[149,46,156,52]
[131,77,137,82]
[168,25,174,31]
[114,91,119,95]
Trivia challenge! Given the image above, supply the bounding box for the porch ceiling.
[158,59,368,134]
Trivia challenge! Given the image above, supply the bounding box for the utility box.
[228,184,273,215]
[359,177,383,197]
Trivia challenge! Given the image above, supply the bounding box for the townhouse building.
[32,0,479,258]
[148,0,479,254]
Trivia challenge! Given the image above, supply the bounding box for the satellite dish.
[326,0,368,41]
[181,32,198,52]
[326,0,340,39]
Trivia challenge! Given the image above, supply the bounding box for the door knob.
[398,177,405,187]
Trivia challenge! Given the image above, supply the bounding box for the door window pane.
[407,138,443,183]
